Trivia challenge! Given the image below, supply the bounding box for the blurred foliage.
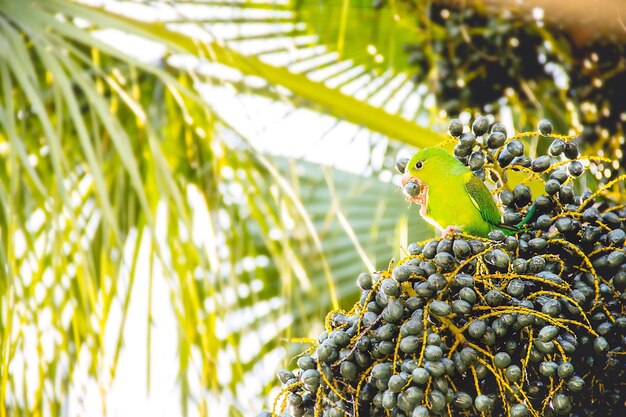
[0,0,433,416]
[295,0,417,71]
[292,0,624,167]
[393,1,625,163]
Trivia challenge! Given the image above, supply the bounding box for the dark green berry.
[357,272,373,290]
[538,119,553,135]
[510,403,529,417]
[474,394,492,412]
[424,345,443,361]
[468,320,486,338]
[468,151,485,170]
[498,148,514,167]
[494,352,511,368]
[552,393,572,414]
[594,336,609,354]
[380,279,399,297]
[538,325,558,342]
[488,131,506,148]
[412,367,430,384]
[429,300,451,316]
[448,119,463,137]
[453,391,473,409]
[472,116,490,136]
[566,375,585,392]
[544,179,561,195]
[506,140,524,157]
[549,139,565,156]
[404,181,420,197]
[531,155,551,172]
[567,160,584,177]
[513,184,532,206]
[491,122,507,135]
[507,279,525,297]
[506,365,522,382]
[539,361,558,377]
[399,336,420,353]
[557,362,574,379]
[564,142,579,159]
[395,157,409,174]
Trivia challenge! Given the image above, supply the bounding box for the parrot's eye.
[415,161,423,170]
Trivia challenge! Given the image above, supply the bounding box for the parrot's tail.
[497,205,537,235]
[515,204,537,230]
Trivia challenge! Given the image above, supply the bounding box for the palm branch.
[0,0,439,415]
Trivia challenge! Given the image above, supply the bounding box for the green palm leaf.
[0,0,437,415]
[52,0,442,147]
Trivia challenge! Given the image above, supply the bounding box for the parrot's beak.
[401,172,423,188]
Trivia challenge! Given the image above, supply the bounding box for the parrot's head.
[401,147,458,201]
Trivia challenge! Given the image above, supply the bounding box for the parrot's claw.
[406,192,427,206]
[442,226,462,238]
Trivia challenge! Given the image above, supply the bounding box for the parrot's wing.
[463,172,507,227]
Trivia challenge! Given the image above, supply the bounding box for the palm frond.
[57,0,443,148]
[0,1,436,416]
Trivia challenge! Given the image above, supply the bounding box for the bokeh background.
[0,0,624,416]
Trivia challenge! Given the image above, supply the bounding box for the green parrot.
[401,147,532,237]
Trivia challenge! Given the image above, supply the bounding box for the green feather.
[463,172,502,226]
[515,204,537,229]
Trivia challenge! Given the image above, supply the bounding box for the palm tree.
[0,1,440,416]
[3,0,621,415]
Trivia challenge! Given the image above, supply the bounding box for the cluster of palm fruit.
[570,41,626,161]
[399,3,625,166]
[403,5,561,114]
[260,116,626,417]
